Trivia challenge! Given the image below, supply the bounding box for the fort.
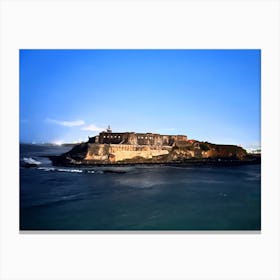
[88,126,188,146]
[50,126,253,166]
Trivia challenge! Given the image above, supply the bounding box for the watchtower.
[106,125,112,133]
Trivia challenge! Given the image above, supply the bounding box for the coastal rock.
[50,139,249,166]
[48,128,253,166]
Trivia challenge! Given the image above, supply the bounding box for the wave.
[37,167,129,175]
[36,166,129,175]
[37,167,56,171]
[37,167,104,174]
[22,157,42,165]
[57,168,83,173]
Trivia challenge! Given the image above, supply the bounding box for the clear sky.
[20,49,260,148]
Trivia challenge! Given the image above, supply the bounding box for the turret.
[106,125,112,133]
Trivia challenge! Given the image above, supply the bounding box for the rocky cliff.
[49,139,254,166]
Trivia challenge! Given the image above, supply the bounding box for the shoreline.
[47,155,261,168]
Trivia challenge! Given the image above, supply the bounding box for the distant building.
[88,126,187,146]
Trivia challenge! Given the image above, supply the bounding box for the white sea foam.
[37,167,83,173]
[37,167,55,171]
[57,168,83,173]
[23,157,41,165]
[36,166,105,174]
[87,170,103,174]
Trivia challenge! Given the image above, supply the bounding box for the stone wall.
[85,144,170,162]
[95,132,188,146]
[98,132,128,144]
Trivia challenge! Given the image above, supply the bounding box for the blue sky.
[20,49,260,148]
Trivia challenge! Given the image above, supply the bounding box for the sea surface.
[20,144,261,230]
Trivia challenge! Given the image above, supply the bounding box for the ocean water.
[20,144,261,230]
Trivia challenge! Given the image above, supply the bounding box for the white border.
[1,0,279,280]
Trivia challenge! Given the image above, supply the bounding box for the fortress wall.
[111,149,169,162]
[108,144,171,152]
[99,132,127,144]
[85,144,110,160]
[85,144,170,161]
[162,135,170,145]
[96,131,188,146]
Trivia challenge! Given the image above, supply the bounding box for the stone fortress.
[84,126,190,162]
[54,125,249,165]
[88,125,188,146]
